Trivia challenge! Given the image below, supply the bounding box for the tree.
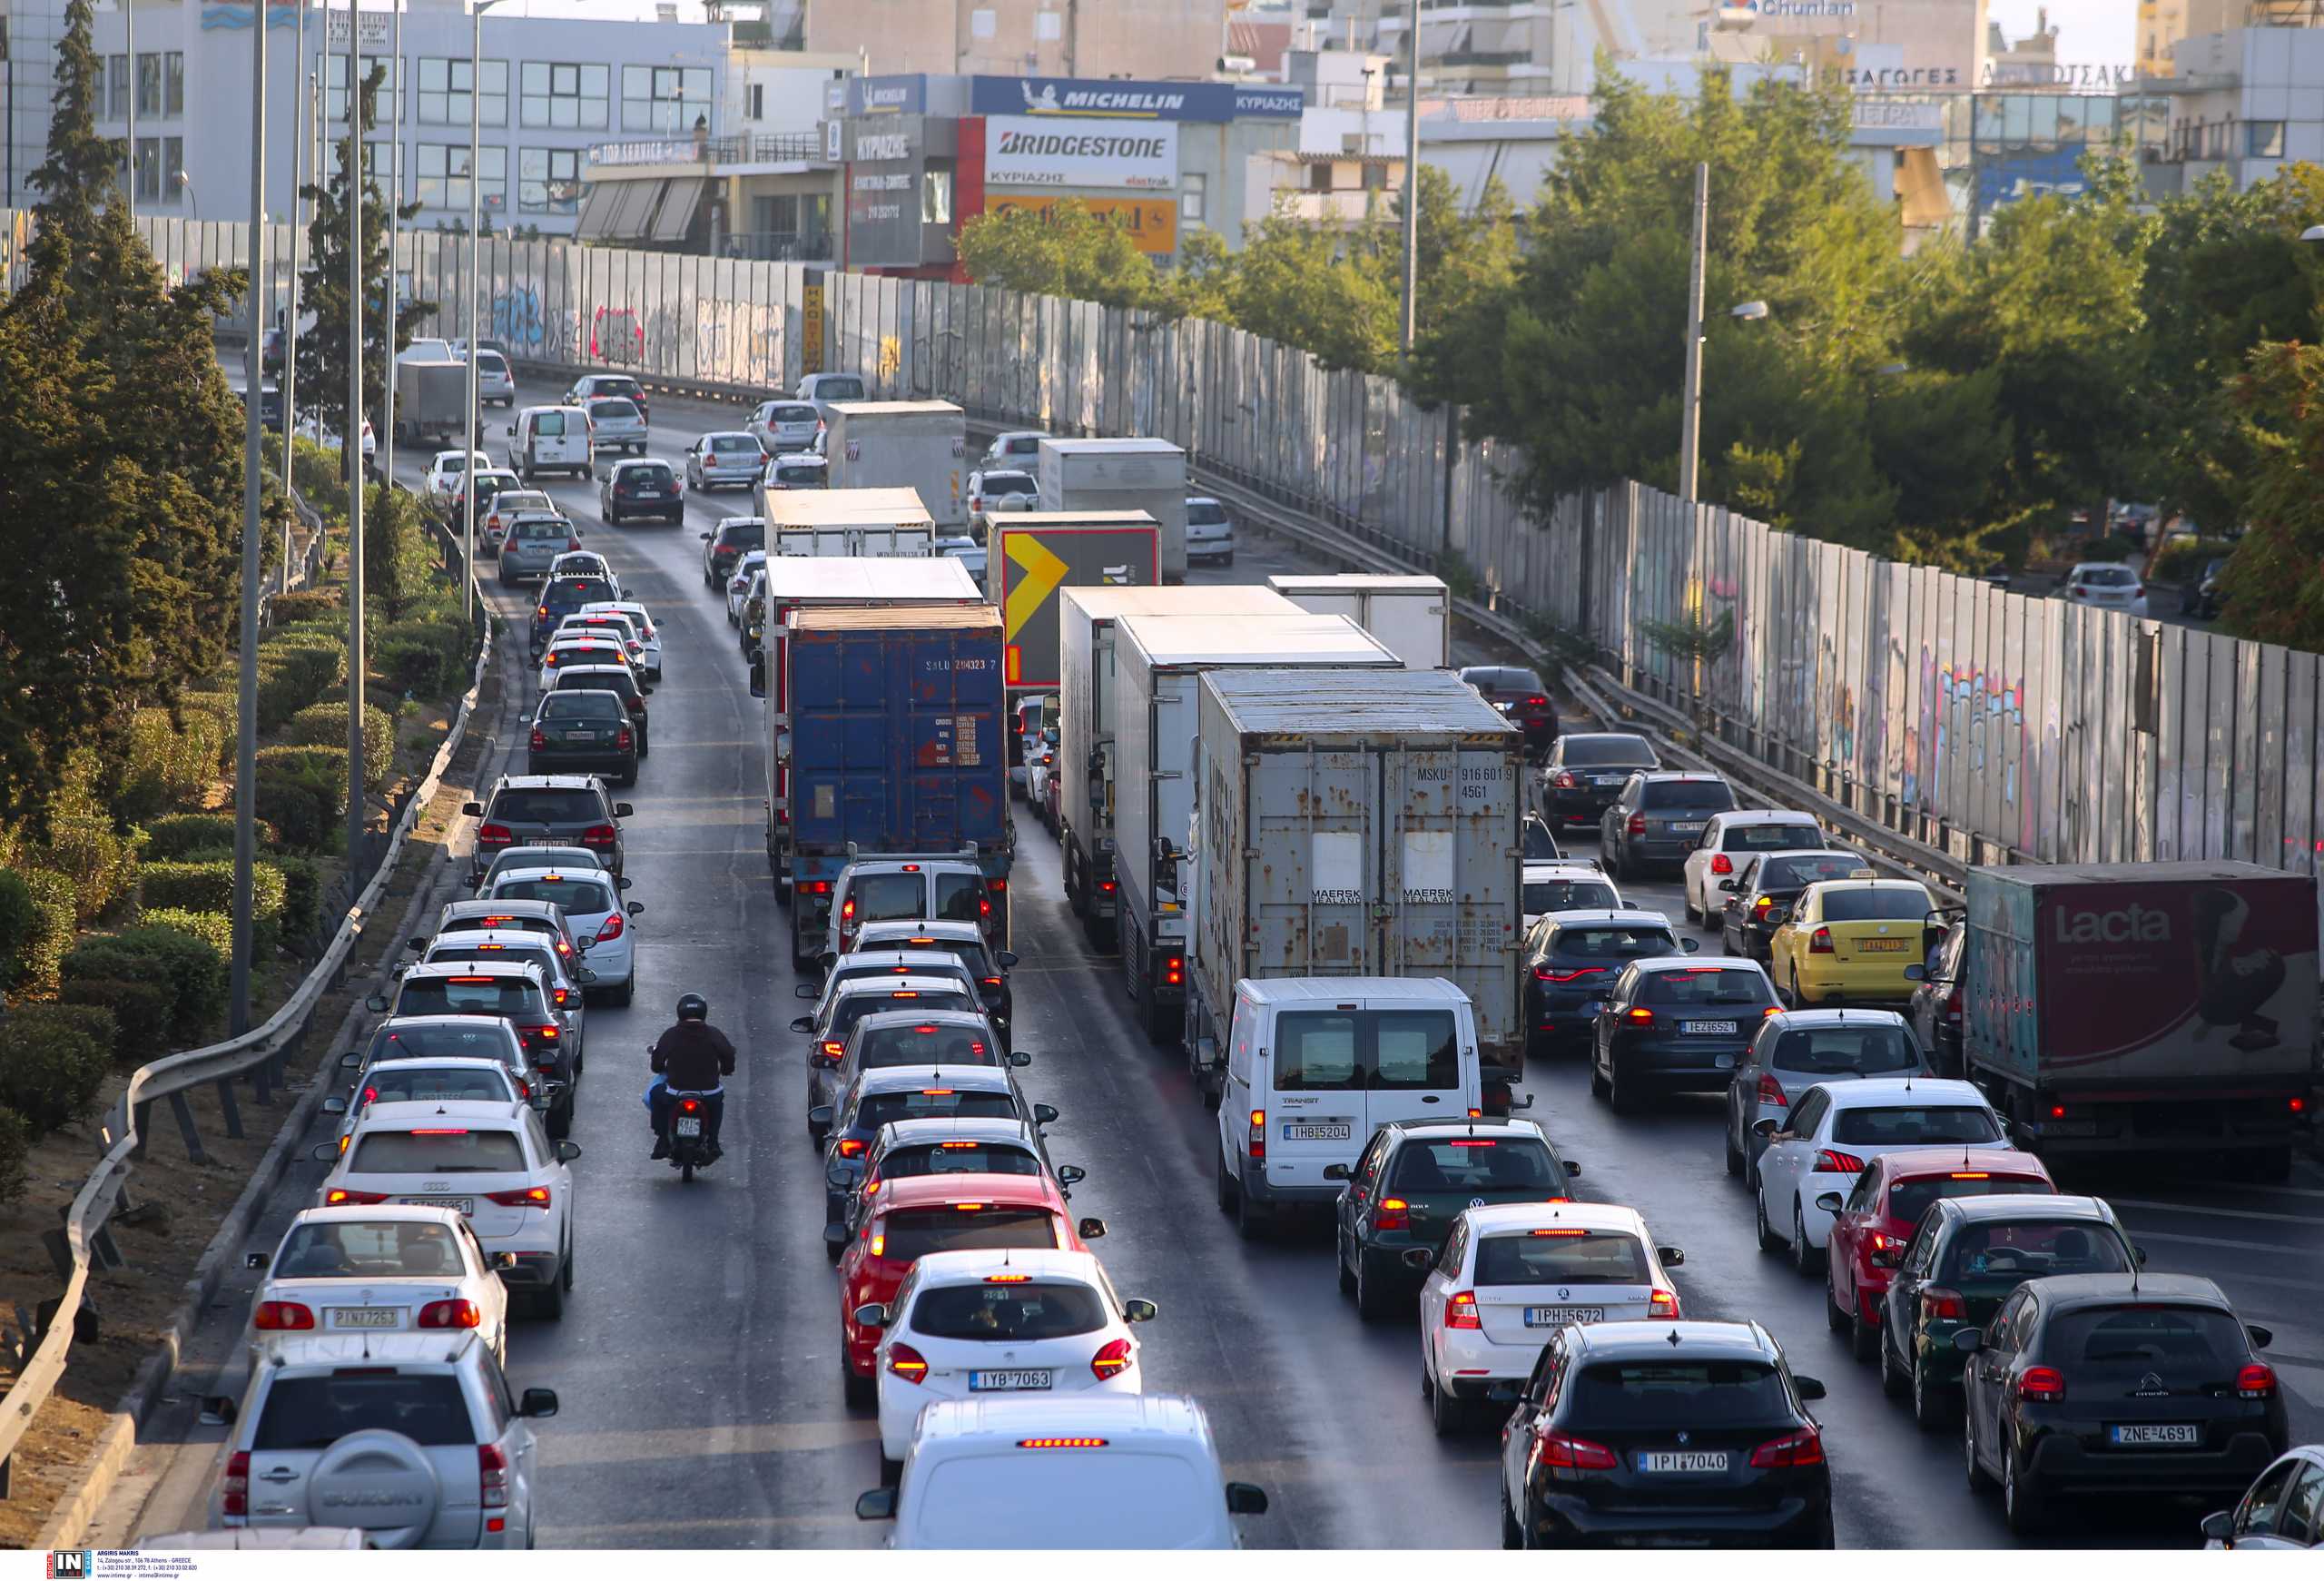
[1226,212,1399,373]
[956,201,1162,309]
[2216,341,2324,648]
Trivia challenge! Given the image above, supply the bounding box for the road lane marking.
[2110,1197,2321,1227]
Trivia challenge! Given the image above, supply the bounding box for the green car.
[1328,1117,1581,1320]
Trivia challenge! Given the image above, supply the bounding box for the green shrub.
[289,702,396,791]
[141,858,287,923]
[254,632,347,729]
[254,744,349,852]
[60,976,173,1064]
[140,905,238,958]
[0,870,36,996]
[26,815,139,924]
[0,1010,111,1137]
[0,1108,28,1205]
[117,707,228,825]
[145,812,278,860]
[2078,531,2143,563]
[177,692,242,771]
[270,854,324,944]
[29,1002,118,1063]
[269,588,342,627]
[16,870,78,996]
[117,919,231,1037]
[373,617,472,697]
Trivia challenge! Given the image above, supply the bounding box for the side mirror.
[1952,1329,1983,1354]
[1793,1375,1827,1402]
[463,800,485,816]
[996,950,1019,969]
[1057,1164,1087,1187]
[1562,1159,1581,1176]
[492,1251,520,1271]
[1033,1102,1059,1125]
[1485,1384,1520,1405]
[1512,1092,1537,1109]
[1815,1191,1843,1213]
[1224,1483,1269,1517]
[2200,1511,2235,1544]
[810,1053,837,1070]
[340,1052,363,1069]
[1402,1247,1435,1272]
[855,1487,897,1522]
[1904,963,1925,982]
[364,993,389,1013]
[808,1104,833,1127]
[1659,1246,1684,1267]
[406,934,429,952]
[2135,1246,2148,1266]
[790,1014,816,1033]
[1869,1248,1901,1270]
[618,876,634,890]
[626,901,645,916]
[1680,937,1701,954]
[576,967,598,984]
[1077,1216,1108,1240]
[794,983,819,999]
[699,529,713,539]
[1122,1298,1158,1323]
[1322,1163,1351,1181]
[2246,1323,2273,1349]
[556,1141,583,1162]
[322,1096,348,1115]
[1752,1117,1780,1137]
[822,1221,849,1247]
[1008,1052,1031,1068]
[852,1302,888,1329]
[245,1251,271,1270]
[308,1142,339,1163]
[1717,878,1737,891]
[826,1161,854,1188]
[518,1387,559,1418]
[198,1396,238,1428]
[748,657,766,699]
[613,803,635,818]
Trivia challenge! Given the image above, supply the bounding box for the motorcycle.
[666,1088,717,1181]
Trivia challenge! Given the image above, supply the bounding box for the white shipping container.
[822,401,969,528]
[1265,574,1451,668]
[764,487,936,557]
[1037,438,1189,583]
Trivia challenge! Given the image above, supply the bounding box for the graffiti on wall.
[591,306,645,364]
[493,285,546,354]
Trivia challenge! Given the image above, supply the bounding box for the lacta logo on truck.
[2053,902,2171,944]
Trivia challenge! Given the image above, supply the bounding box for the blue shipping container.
[787,603,1009,858]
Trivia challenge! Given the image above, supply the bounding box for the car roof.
[349,1098,528,1129]
[1545,909,1670,930]
[1630,954,1762,974]
[1932,1191,2112,1223]
[852,1008,993,1038]
[2026,1272,2229,1311]
[1462,1201,1646,1235]
[1636,770,1727,784]
[908,1248,1102,1286]
[873,1171,1065,1211]
[832,950,970,973]
[427,929,560,952]
[843,856,980,875]
[978,467,1033,480]
[1810,1077,1985,1109]
[1800,877,1926,894]
[1713,809,1820,826]
[1558,732,1652,747]
[830,975,973,1001]
[1382,1116,1551,1144]
[610,454,667,467]
[1745,849,1858,874]
[398,960,546,983]
[874,1116,1037,1148]
[487,868,614,899]
[351,1055,519,1076]
[547,667,633,683]
[1239,976,1467,1006]
[856,1064,1018,1094]
[494,773,603,790]
[851,920,986,944]
[485,844,598,864]
[1761,1008,1908,1031]
[1186,494,1222,507]
[289,1203,470,1229]
[913,1392,1211,1450]
[377,1013,524,1032]
[1522,862,1607,881]
[1569,1320,1777,1361]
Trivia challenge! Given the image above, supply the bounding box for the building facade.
[806,0,1230,83]
[2148,22,2324,192]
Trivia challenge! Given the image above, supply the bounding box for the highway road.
[98,373,2319,1549]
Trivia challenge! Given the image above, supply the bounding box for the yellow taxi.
[1768,876,1935,1007]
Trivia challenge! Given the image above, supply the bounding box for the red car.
[1822,1146,2053,1362]
[832,1171,1106,1405]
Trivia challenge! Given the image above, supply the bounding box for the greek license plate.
[1284,1122,1352,1141]
[970,1369,1053,1391]
[1682,1021,1738,1035]
[567,731,597,742]
[1525,1306,1605,1327]
[1858,937,1908,953]
[1593,776,1627,787]
[1670,821,1707,835]
[675,1116,703,1138]
[527,839,563,846]
[328,1308,401,1329]
[635,490,661,499]
[399,1196,474,1215]
[2043,1119,2100,1137]
[1640,1451,1730,1473]
[2111,1423,2199,1447]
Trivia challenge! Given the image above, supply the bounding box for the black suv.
[700,516,765,589]
[1601,771,1737,878]
[1539,732,1660,827]
[464,774,632,882]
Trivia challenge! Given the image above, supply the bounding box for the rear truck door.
[1257,1008,1366,1191]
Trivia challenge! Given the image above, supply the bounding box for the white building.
[2152,23,2324,189]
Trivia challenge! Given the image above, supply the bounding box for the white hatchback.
[427,450,491,505]
[2062,561,2148,616]
[581,599,663,681]
[1752,1076,2005,1271]
[245,1205,512,1365]
[725,548,767,625]
[1680,810,1828,925]
[1185,496,1235,566]
[483,866,641,1006]
[537,636,634,691]
[860,1248,1156,1469]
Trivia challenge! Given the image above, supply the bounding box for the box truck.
[822,400,968,529]
[391,358,470,448]
[1265,575,1451,668]
[1037,439,1188,584]
[763,487,935,557]
[994,513,1161,690]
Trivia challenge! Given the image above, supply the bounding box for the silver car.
[748,400,822,454]
[471,350,516,407]
[496,514,576,585]
[685,430,766,491]
[582,396,647,457]
[1723,1008,1930,1182]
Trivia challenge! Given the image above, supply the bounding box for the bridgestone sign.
[983,116,1177,191]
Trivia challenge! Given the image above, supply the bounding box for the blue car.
[531,573,616,652]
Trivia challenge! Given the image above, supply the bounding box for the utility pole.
[231,0,267,1035]
[1398,0,1419,357]
[1678,160,1708,502]
[345,0,367,869]
[380,0,399,486]
[461,0,482,618]
[281,0,306,492]
[123,0,135,221]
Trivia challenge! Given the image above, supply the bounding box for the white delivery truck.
[1057,586,1302,944]
[1037,439,1190,585]
[1111,613,1403,1039]
[765,488,936,558]
[822,400,969,529]
[1265,574,1451,668]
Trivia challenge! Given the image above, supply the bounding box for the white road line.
[2111,1197,2323,1228]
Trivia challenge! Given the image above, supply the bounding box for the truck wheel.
[1215,1149,1239,1213]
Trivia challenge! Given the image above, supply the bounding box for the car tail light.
[805,881,832,895]
[841,897,856,926]
[1748,1427,1825,1467]
[532,1023,560,1044]
[551,987,568,1006]
[1535,966,1604,983]
[419,1299,481,1329]
[581,823,616,847]
[529,728,546,751]
[1444,1291,1482,1330]
[887,1342,929,1382]
[2016,1366,2066,1403]
[1922,1286,1966,1321]
[1814,1149,1865,1173]
[324,1189,389,1206]
[1627,813,1646,837]
[1535,1431,1618,1470]
[479,1444,510,1510]
[1090,1339,1134,1380]
[2236,1363,2277,1398]
[616,727,633,751]
[834,1134,870,1160]
[1710,854,1733,874]
[566,538,581,551]
[1247,1109,1265,1161]
[1164,954,1183,986]
[1554,771,1578,789]
[253,1300,316,1330]
[1945,983,1963,1022]
[487,1186,552,1208]
[1809,927,1834,954]
[1527,696,1548,707]
[537,605,550,621]
[2289,1096,2307,1115]
[821,1040,843,1059]
[1100,880,1115,892]
[1374,1197,1410,1232]
[1649,1288,1679,1317]
[594,912,625,944]
[1754,895,1774,913]
[478,822,514,847]
[1757,1072,1787,1107]
[1624,1006,1655,1027]
[222,1450,250,1517]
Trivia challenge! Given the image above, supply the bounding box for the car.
[724,548,769,626]
[1714,850,1879,965]
[547,665,652,757]
[537,635,632,689]
[815,999,1010,1122]
[565,371,649,424]
[1459,664,1558,755]
[366,962,576,1135]
[1538,732,1663,826]
[1024,730,1059,831]
[747,399,822,453]
[338,1016,534,1106]
[1590,956,1779,1112]
[2201,1445,2324,1549]
[832,1116,1077,1240]
[550,607,644,659]
[855,1393,1265,1549]
[817,1069,1060,1242]
[1959,1273,2283,1534]
[1904,913,1967,1077]
[464,842,615,896]
[833,1171,1106,1407]
[1495,1319,1833,1549]
[835,921,1019,1049]
[310,1099,581,1316]
[468,347,516,406]
[399,337,456,362]
[855,1248,1157,1475]
[416,928,590,1063]
[826,856,1000,963]
[1416,1202,1680,1435]
[700,516,765,590]
[1600,771,1738,878]
[1723,1008,1931,1184]
[424,899,582,967]
[203,1331,556,1546]
[1184,496,1235,565]
[794,981,988,1137]
[599,456,684,524]
[1330,1118,1582,1321]
[478,489,558,548]
[1520,860,1621,934]
[964,469,1039,536]
[244,1205,512,1365]
[2061,561,2148,617]
[450,335,515,368]
[1680,810,1828,925]
[2182,556,2229,620]
[525,690,636,786]
[495,513,580,586]
[799,951,985,1033]
[445,467,518,527]
[1007,695,1053,795]
[1521,812,1564,861]
[482,865,643,1008]
[579,598,662,681]
[580,395,647,456]
[464,774,633,881]
[763,451,829,491]
[505,404,592,482]
[683,430,764,491]
[544,548,615,586]
[795,371,868,425]
[1871,1189,2130,1425]
[1768,877,1937,1008]
[980,429,1048,470]
[1750,1076,2004,1275]
[1521,910,1694,1056]
[324,1057,540,1148]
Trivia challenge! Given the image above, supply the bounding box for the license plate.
[1858,937,1908,953]
[398,1196,474,1215]
[675,1116,703,1138]
[1681,1021,1738,1035]
[567,731,597,743]
[1284,1122,1352,1141]
[1670,821,1707,835]
[970,1369,1053,1392]
[527,839,562,846]
[327,1308,401,1329]
[2043,1119,2099,1137]
[1525,1306,1606,1327]
[1640,1451,1730,1473]
[1593,776,1627,787]
[2111,1423,2200,1447]
[635,490,661,499]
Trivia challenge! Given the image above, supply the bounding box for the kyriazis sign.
[982,117,1177,191]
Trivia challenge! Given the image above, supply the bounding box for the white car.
[581,599,663,681]
[1414,1202,1682,1433]
[244,1204,513,1365]
[545,549,615,590]
[537,637,633,690]
[859,1249,1156,1472]
[725,548,768,626]
[1679,810,1828,925]
[1521,860,1623,933]
[483,865,641,1006]
[1752,1076,2005,1273]
[1185,496,1235,566]
[748,399,823,453]
[419,928,590,1060]
[965,469,1039,532]
[323,1056,540,1149]
[763,451,830,491]
[310,1098,580,1318]
[481,489,559,548]
[685,430,768,491]
[2062,561,2148,616]
[980,430,1047,470]
[796,371,869,425]
[204,1330,556,1547]
[470,349,516,407]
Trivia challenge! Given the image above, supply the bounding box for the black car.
[824,1116,1071,1248]
[1540,732,1660,827]
[600,457,684,525]
[2181,557,2227,618]
[530,573,617,652]
[1494,1319,1834,1549]
[1873,1193,2138,1430]
[834,921,1019,1049]
[1715,850,1880,964]
[700,516,765,588]
[527,690,637,786]
[1904,914,1966,1076]
[464,774,633,880]
[1602,772,1738,878]
[1959,1273,2285,1535]
[1591,957,1779,1112]
[1460,665,1558,756]
[549,664,651,756]
[1522,910,1696,1056]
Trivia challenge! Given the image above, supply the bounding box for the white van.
[1215,976,1484,1236]
[507,405,592,481]
[855,1394,1266,1549]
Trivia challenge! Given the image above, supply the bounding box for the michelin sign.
[970,75,1302,123]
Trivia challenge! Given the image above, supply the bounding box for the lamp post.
[230,0,266,1034]
[173,165,194,219]
[344,0,367,870]
[462,0,511,618]
[281,0,307,491]
[1397,0,1419,358]
[123,0,134,222]
[381,0,400,487]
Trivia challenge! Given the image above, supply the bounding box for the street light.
[1732,301,1769,323]
[173,166,195,219]
[462,0,516,620]
[2301,224,2324,242]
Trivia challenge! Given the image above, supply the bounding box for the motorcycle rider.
[649,993,735,1160]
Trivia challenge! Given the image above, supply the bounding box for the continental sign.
[987,194,1177,255]
[999,521,1160,689]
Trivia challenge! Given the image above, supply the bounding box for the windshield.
[1768,1025,1919,1075]
[851,873,928,924]
[1641,780,1737,811]
[1829,1104,2000,1146]
[1727,822,1820,851]
[348,1127,527,1173]
[1562,736,1658,768]
[2049,1305,2249,1376]
[1476,1230,1651,1287]
[1187,499,1227,524]
[544,577,615,608]
[1937,1217,2132,1283]
[1271,1009,1459,1092]
[1555,924,1678,959]
[856,1023,995,1068]
[775,463,824,485]
[355,1063,517,1106]
[619,464,674,485]
[1762,855,1873,892]
[874,1206,1059,1261]
[590,399,639,420]
[711,436,760,454]
[813,376,866,400]
[833,991,975,1042]
[531,412,566,437]
[1386,1138,1562,1193]
[486,788,602,824]
[1567,1361,1793,1430]
[2078,567,2137,587]
[881,1142,1040,1181]
[909,1280,1107,1341]
[513,519,567,541]
[1819,886,1929,922]
[772,405,818,423]
[983,473,1038,496]
[1525,879,1621,915]
[935,874,986,924]
[392,977,540,1018]
[856,1091,1019,1129]
[495,493,552,515]
[490,878,613,917]
[1641,967,1773,1007]
[271,1219,468,1278]
[1522,822,1561,860]
[539,692,625,722]
[1887,1175,2055,1228]
[253,1375,475,1451]
[719,523,766,549]
[368,1023,517,1062]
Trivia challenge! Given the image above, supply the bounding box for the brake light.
[487,1186,552,1208]
[2290,1096,2307,1115]
[478,822,514,846]
[536,606,550,621]
[1091,1338,1135,1380]
[1624,1006,1655,1027]
[253,1300,316,1330]
[1017,1438,1108,1449]
[1374,1197,1410,1231]
[1444,1291,1482,1330]
[1535,966,1604,983]
[324,1189,389,1205]
[1248,1109,1265,1161]
[1755,895,1774,913]
[616,727,633,751]
[2236,1363,2276,1398]
[1945,984,1963,1021]
[1710,854,1733,875]
[841,897,856,924]
[887,1342,929,1382]
[1554,770,1578,788]
[533,1023,559,1042]
[1757,1072,1787,1107]
[1628,813,1645,837]
[595,912,625,944]
[1815,1149,1865,1173]
[1809,927,1834,954]
[581,823,616,846]
[222,1451,250,1517]
[551,987,568,1005]
[1535,1431,1618,1470]
[419,1299,481,1329]
[837,1137,866,1158]
[1922,1287,1966,1321]
[1649,1288,1679,1317]
[479,1443,510,1510]
[1527,696,1547,707]
[1100,881,1115,892]
[530,728,546,751]
[2016,1366,2065,1403]
[678,1098,700,1114]
[1165,954,1183,986]
[806,881,832,894]
[1749,1427,1825,1467]
[821,1041,843,1059]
